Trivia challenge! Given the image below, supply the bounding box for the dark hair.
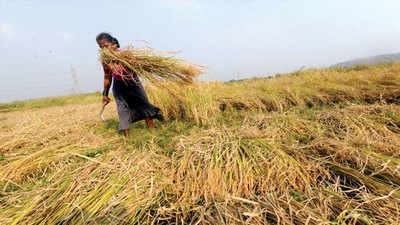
[111,37,120,48]
[96,32,120,48]
[96,32,113,43]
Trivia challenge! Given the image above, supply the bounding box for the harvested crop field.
[1,63,400,224]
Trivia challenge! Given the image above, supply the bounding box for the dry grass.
[144,63,400,124]
[100,47,205,85]
[0,63,399,224]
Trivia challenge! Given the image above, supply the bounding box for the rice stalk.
[99,46,206,85]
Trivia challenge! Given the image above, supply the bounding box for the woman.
[96,32,163,137]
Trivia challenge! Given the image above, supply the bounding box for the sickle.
[99,103,107,122]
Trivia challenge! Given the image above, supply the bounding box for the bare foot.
[145,117,154,128]
[124,129,129,137]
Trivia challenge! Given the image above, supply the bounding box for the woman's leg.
[113,81,132,137]
[124,129,129,137]
[145,117,154,128]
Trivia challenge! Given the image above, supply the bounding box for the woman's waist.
[111,72,123,80]
[112,72,140,81]
[113,77,142,86]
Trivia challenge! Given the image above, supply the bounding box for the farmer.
[96,32,163,137]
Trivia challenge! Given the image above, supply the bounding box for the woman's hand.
[102,96,111,105]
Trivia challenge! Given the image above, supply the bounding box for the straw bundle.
[99,46,205,85]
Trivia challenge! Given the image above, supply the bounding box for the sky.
[1,0,400,103]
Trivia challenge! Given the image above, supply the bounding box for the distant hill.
[332,52,400,68]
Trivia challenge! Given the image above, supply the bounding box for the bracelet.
[102,89,109,96]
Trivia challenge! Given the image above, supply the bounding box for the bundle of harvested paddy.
[99,46,205,85]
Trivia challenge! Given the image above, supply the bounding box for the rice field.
[0,63,400,224]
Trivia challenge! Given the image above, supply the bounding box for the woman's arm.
[102,64,112,105]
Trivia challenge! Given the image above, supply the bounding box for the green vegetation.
[0,92,101,112]
[0,63,400,224]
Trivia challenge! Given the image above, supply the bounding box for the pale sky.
[1,0,400,102]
